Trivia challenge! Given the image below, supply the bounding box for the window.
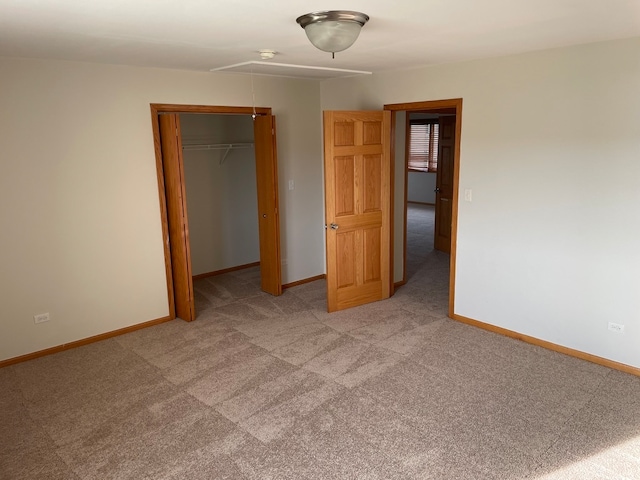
[408,120,439,172]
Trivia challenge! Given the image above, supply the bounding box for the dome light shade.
[296,11,369,55]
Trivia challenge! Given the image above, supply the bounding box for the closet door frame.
[150,103,278,321]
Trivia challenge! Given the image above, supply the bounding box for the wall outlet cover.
[608,322,625,333]
[34,313,50,324]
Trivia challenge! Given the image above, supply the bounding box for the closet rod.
[181,142,254,151]
[182,143,254,164]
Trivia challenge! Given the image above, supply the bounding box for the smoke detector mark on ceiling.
[258,49,277,60]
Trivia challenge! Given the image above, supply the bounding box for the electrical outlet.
[34,312,50,324]
[608,322,625,333]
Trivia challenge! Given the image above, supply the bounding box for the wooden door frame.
[150,103,275,320]
[384,99,463,318]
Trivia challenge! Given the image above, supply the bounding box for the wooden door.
[158,114,195,321]
[324,111,392,312]
[253,115,282,296]
[434,115,456,253]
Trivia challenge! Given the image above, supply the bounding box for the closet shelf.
[182,143,254,164]
[182,142,254,151]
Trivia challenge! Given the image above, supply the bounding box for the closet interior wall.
[180,113,259,276]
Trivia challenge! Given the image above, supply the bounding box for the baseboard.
[451,313,640,377]
[394,280,407,289]
[283,274,326,289]
[1,271,325,368]
[193,261,260,280]
[0,315,174,369]
[407,201,435,206]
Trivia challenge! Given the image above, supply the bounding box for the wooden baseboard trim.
[451,313,640,377]
[192,262,260,280]
[407,201,435,206]
[283,274,326,289]
[394,280,406,289]
[0,315,174,369]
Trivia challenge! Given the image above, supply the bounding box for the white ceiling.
[1,0,639,79]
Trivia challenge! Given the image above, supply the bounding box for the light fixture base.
[296,11,369,29]
[296,10,369,55]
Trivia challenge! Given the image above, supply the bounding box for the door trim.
[384,98,463,318]
[150,103,276,320]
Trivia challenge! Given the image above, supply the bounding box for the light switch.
[288,180,294,191]
[464,189,473,202]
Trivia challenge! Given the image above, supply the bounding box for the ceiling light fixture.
[296,10,369,58]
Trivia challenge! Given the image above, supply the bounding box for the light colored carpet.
[1,204,639,479]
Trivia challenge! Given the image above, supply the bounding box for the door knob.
[434,187,441,193]
[330,223,339,230]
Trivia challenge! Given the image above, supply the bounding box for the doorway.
[384,99,462,317]
[405,109,456,257]
[180,113,260,279]
[150,104,282,322]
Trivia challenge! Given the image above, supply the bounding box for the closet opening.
[151,104,282,322]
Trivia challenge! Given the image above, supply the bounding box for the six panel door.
[323,111,392,312]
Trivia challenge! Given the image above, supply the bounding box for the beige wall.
[393,112,406,283]
[3,36,640,369]
[408,172,437,204]
[322,37,640,369]
[0,57,323,361]
[181,114,260,275]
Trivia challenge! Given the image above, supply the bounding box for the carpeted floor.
[2,204,639,479]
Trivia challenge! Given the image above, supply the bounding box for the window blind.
[408,121,439,172]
